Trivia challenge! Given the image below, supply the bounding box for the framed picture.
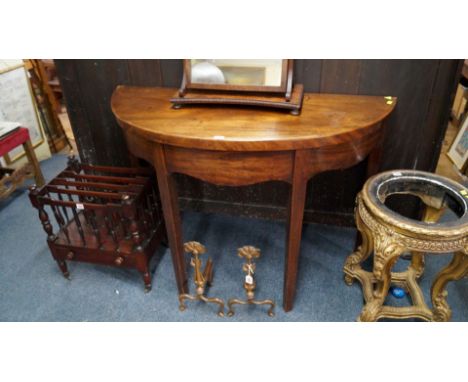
[447,114,468,171]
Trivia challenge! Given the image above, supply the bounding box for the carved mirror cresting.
[170,59,304,115]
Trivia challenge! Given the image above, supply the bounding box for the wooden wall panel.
[359,60,439,170]
[306,60,365,220]
[160,60,183,87]
[418,60,463,171]
[294,60,322,92]
[320,59,361,94]
[126,60,162,86]
[56,60,132,166]
[55,59,462,226]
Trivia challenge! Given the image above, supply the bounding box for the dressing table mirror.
[170,59,304,115]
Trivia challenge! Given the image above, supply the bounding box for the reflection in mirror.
[190,59,283,87]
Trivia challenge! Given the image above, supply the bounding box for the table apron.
[164,146,294,186]
[125,128,381,187]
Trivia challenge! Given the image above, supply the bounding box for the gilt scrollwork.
[432,291,451,322]
[359,299,383,322]
[358,200,468,254]
[431,251,468,322]
[344,196,374,286]
[372,232,404,282]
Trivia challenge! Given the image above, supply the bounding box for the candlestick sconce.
[178,241,225,317]
[227,246,275,317]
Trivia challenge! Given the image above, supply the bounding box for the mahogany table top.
[111,86,396,152]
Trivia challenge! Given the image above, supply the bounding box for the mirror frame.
[181,59,292,95]
[171,59,303,115]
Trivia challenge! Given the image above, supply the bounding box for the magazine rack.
[29,157,165,292]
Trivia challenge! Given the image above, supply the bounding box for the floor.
[1,154,467,321]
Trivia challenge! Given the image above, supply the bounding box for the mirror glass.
[190,59,283,87]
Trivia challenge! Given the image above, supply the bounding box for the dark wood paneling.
[55,59,462,226]
[359,60,439,170]
[56,60,132,166]
[418,60,464,171]
[294,60,322,92]
[307,59,365,217]
[160,60,183,88]
[126,60,163,86]
[54,61,93,161]
[320,59,361,94]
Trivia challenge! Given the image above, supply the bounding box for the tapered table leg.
[128,151,140,167]
[153,144,188,295]
[283,150,308,312]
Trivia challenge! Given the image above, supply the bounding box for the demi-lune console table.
[111,86,395,312]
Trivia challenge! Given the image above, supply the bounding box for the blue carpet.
[0,154,467,321]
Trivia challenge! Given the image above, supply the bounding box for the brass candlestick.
[178,241,225,317]
[227,246,275,317]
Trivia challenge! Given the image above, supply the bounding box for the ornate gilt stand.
[227,246,275,317]
[178,241,225,317]
[344,170,468,322]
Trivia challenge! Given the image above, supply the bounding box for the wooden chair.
[0,127,45,200]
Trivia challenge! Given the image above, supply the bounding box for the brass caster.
[268,311,275,317]
[144,285,152,293]
[217,311,225,318]
[227,311,234,317]
[63,272,71,280]
[179,305,186,312]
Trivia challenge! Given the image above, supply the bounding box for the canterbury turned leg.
[153,143,188,295]
[283,150,308,312]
